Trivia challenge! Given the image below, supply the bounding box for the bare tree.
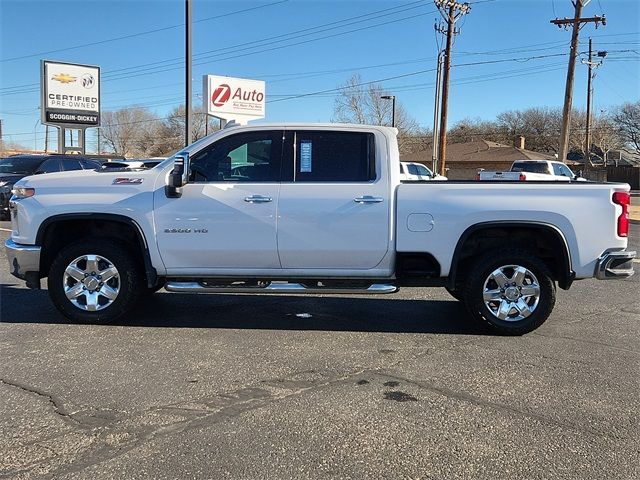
[99,107,159,157]
[612,101,640,153]
[332,74,421,153]
[147,104,219,156]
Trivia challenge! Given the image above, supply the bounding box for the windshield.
[0,156,43,175]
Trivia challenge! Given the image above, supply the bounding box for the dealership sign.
[41,60,100,127]
[204,75,265,123]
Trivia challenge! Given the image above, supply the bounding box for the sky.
[1,0,639,152]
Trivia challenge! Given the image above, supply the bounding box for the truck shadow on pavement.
[0,284,491,335]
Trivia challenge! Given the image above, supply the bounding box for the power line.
[0,1,290,63]
[101,0,430,79]
[0,0,430,93]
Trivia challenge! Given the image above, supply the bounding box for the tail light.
[519,173,527,181]
[612,191,630,237]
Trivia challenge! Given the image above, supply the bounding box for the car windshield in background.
[511,162,551,174]
[0,156,43,175]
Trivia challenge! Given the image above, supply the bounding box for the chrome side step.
[164,281,398,295]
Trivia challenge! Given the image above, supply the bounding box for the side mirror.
[165,153,189,198]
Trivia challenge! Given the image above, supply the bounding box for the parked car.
[5,124,635,335]
[477,160,585,181]
[100,159,164,171]
[400,162,447,181]
[0,154,100,220]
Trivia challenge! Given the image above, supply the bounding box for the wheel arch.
[36,213,158,288]
[449,221,575,291]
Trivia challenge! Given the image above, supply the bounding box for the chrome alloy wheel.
[482,264,541,322]
[63,254,120,311]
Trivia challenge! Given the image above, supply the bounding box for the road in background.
[0,222,638,479]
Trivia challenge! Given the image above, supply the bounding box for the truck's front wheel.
[48,239,141,323]
[462,249,556,335]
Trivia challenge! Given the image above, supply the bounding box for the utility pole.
[582,37,607,170]
[551,0,605,162]
[432,50,444,175]
[185,0,193,147]
[434,0,470,176]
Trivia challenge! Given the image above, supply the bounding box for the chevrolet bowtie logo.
[51,73,77,84]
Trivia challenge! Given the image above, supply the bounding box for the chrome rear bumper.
[5,238,41,280]
[595,250,636,280]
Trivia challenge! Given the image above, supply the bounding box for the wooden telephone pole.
[434,0,470,176]
[551,0,605,162]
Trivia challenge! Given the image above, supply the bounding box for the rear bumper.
[595,250,636,280]
[5,238,41,280]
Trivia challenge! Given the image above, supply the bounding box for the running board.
[164,281,398,295]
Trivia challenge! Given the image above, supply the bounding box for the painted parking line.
[0,228,12,232]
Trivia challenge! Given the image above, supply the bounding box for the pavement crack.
[379,372,627,441]
[0,378,75,421]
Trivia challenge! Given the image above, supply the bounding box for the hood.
[14,167,164,194]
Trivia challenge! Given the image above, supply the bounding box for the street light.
[381,95,396,127]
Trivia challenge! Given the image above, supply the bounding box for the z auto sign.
[42,60,100,127]
[204,75,265,123]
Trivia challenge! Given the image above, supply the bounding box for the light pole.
[381,95,396,127]
[185,0,193,147]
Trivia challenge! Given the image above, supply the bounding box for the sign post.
[203,75,265,128]
[41,60,100,154]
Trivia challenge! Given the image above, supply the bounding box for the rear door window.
[35,158,61,174]
[61,158,83,171]
[291,131,376,182]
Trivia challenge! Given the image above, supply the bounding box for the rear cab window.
[512,161,551,175]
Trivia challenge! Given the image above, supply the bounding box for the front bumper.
[595,250,636,280]
[5,238,41,280]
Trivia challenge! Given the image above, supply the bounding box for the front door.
[154,130,284,273]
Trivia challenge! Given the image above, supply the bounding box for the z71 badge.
[112,178,143,185]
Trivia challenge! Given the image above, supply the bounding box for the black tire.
[445,287,463,301]
[461,248,556,335]
[48,239,142,323]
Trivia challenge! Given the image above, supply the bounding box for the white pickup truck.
[400,162,448,181]
[478,160,584,181]
[5,123,635,335]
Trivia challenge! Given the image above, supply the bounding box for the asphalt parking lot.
[1,221,638,480]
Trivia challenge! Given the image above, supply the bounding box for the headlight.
[0,181,8,187]
[11,186,35,199]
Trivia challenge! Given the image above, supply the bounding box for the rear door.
[277,129,390,270]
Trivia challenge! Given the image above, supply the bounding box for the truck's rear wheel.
[462,249,556,335]
[48,239,141,323]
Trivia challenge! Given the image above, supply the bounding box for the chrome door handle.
[354,196,383,204]
[244,195,273,203]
